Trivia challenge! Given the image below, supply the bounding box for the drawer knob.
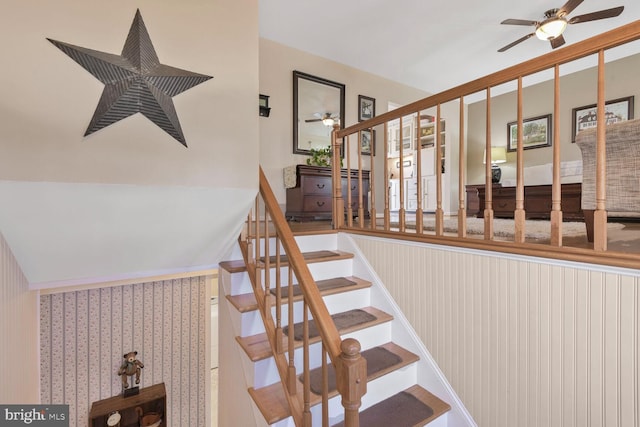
[351,185,356,190]
[316,201,325,206]
[498,202,508,208]
[316,184,325,189]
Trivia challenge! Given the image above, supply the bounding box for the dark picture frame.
[507,114,552,152]
[293,70,345,155]
[358,95,375,122]
[360,129,375,156]
[571,96,634,143]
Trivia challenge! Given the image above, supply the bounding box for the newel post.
[336,338,367,427]
[331,124,345,228]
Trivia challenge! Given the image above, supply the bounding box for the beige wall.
[352,235,640,427]
[0,0,259,285]
[258,38,428,205]
[467,54,640,184]
[0,0,257,188]
[0,233,39,403]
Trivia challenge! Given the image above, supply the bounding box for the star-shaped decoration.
[47,9,213,147]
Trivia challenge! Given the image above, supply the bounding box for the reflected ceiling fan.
[498,0,624,52]
[305,112,339,127]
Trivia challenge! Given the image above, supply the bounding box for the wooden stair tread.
[226,276,372,313]
[249,342,420,424]
[220,250,354,273]
[331,385,452,427]
[236,306,393,361]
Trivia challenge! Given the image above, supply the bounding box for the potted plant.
[306,146,342,167]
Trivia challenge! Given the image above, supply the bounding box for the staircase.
[219,232,456,426]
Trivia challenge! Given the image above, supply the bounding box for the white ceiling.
[259,0,640,94]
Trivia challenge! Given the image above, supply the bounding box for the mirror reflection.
[293,70,345,155]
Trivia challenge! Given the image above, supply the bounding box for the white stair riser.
[233,287,372,336]
[226,258,355,296]
[307,363,418,426]
[233,234,338,260]
[250,322,393,388]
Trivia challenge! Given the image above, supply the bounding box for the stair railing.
[239,166,366,426]
[329,20,640,270]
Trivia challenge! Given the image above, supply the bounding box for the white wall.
[467,54,640,184]
[352,235,640,427]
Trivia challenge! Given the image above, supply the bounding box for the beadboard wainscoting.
[40,276,211,427]
[350,235,640,427]
[0,233,39,403]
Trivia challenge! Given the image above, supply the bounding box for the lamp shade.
[535,19,567,41]
[483,146,507,164]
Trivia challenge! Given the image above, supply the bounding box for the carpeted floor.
[284,309,377,341]
[301,346,401,395]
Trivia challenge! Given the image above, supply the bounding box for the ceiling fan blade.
[557,0,584,17]
[305,118,323,123]
[501,18,538,26]
[550,34,566,49]
[569,6,624,24]
[498,33,535,52]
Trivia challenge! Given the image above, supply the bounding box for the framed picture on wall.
[360,129,375,156]
[507,114,552,152]
[571,96,634,143]
[358,95,375,121]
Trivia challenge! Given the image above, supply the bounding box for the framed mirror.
[293,70,345,155]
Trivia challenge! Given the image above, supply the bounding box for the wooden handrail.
[337,20,640,138]
[330,20,640,269]
[249,167,365,426]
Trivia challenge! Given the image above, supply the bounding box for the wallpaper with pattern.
[40,276,209,426]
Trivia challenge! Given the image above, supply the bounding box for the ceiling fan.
[498,0,624,52]
[305,112,339,126]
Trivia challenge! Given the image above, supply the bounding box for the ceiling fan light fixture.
[322,117,335,127]
[535,18,567,40]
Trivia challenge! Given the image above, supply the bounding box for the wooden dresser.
[286,165,370,221]
[466,183,584,221]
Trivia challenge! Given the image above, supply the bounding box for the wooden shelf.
[88,382,166,427]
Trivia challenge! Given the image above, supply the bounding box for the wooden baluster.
[458,96,467,237]
[594,49,608,251]
[514,76,526,243]
[484,86,495,239]
[415,115,424,233]
[383,121,391,231]
[245,210,254,265]
[550,64,563,246]
[346,135,353,227]
[253,198,260,264]
[398,116,406,232]
[435,105,444,235]
[287,267,296,393]
[337,338,366,427]
[322,343,329,427]
[275,235,283,354]
[263,211,270,312]
[357,134,364,228]
[332,124,345,229]
[368,127,377,230]
[303,302,312,426]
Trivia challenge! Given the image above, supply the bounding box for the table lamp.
[483,146,507,183]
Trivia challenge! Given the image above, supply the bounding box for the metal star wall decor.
[47,9,213,147]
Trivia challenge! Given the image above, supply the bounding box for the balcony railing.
[331,20,640,270]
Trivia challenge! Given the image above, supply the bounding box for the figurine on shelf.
[117,351,144,396]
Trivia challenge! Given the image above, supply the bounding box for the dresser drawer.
[303,176,332,195]
[303,196,332,213]
[493,197,516,216]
